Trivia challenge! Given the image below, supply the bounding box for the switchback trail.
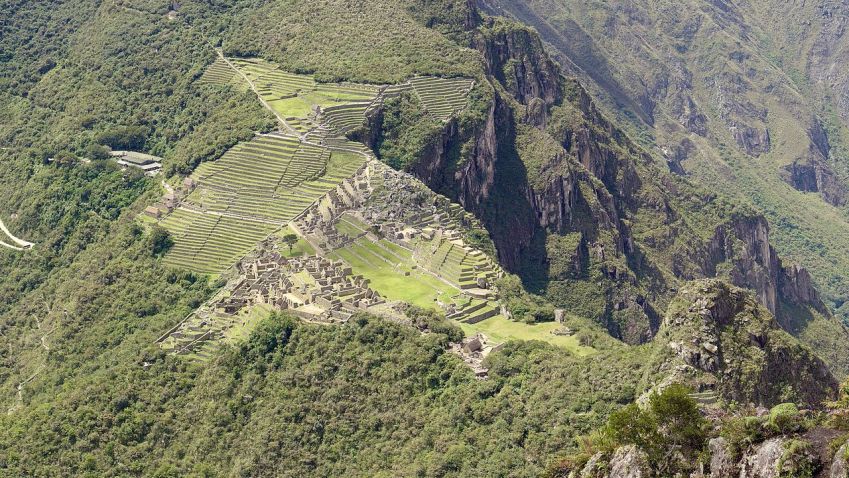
[0,217,33,250]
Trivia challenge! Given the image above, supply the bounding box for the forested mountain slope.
[1,0,847,476]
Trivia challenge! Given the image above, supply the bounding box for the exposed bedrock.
[367,9,834,348]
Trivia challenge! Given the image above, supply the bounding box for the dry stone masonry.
[158,238,385,358]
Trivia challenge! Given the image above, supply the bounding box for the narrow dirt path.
[6,304,59,414]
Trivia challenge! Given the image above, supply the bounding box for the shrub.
[578,384,707,476]
[769,403,802,434]
[778,439,817,478]
[721,416,765,457]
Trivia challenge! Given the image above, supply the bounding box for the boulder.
[578,452,607,478]
[608,445,652,478]
[832,442,849,478]
[709,437,737,478]
[738,438,818,478]
[740,438,786,478]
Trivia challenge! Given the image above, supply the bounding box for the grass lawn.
[303,90,371,106]
[223,304,274,344]
[459,316,596,356]
[277,226,316,257]
[266,89,373,120]
[330,244,457,310]
[268,97,315,118]
[327,151,366,175]
[335,215,366,238]
[135,213,158,227]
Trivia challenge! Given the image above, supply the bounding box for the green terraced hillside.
[415,236,499,290]
[187,134,366,223]
[229,57,380,132]
[160,133,367,274]
[196,57,248,91]
[160,210,277,274]
[409,76,474,121]
[198,57,475,135]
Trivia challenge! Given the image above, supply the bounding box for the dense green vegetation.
[216,0,480,84]
[0,308,652,476]
[375,92,446,170]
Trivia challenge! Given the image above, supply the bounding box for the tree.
[53,151,79,167]
[95,125,150,151]
[85,142,112,160]
[148,225,174,256]
[282,234,299,254]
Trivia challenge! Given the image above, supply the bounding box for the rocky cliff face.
[366,8,839,350]
[569,427,846,478]
[478,0,849,323]
[571,445,652,478]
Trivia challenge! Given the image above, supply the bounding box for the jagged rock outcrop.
[575,423,841,477]
[832,442,849,478]
[779,118,847,206]
[369,4,841,352]
[694,214,828,320]
[607,445,652,478]
[780,151,848,208]
[479,0,849,329]
[570,446,652,478]
[700,428,849,478]
[709,437,736,478]
[473,20,562,126]
[706,437,822,478]
[663,138,695,175]
[653,280,837,407]
[730,124,771,157]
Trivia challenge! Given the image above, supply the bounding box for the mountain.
[479,0,849,322]
[1,0,849,476]
[358,9,849,375]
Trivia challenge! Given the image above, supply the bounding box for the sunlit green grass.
[277,226,316,257]
[459,315,595,356]
[330,243,456,309]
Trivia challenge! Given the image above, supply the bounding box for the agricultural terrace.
[160,133,366,274]
[414,235,499,291]
[229,58,380,135]
[161,210,277,274]
[190,134,365,222]
[198,57,475,137]
[197,57,248,92]
[408,76,475,121]
[159,302,274,361]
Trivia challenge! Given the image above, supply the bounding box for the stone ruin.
[291,160,504,323]
[158,236,385,356]
[157,160,506,357]
[223,247,385,323]
[144,177,196,219]
[450,333,503,379]
[294,163,373,251]
[294,161,488,254]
